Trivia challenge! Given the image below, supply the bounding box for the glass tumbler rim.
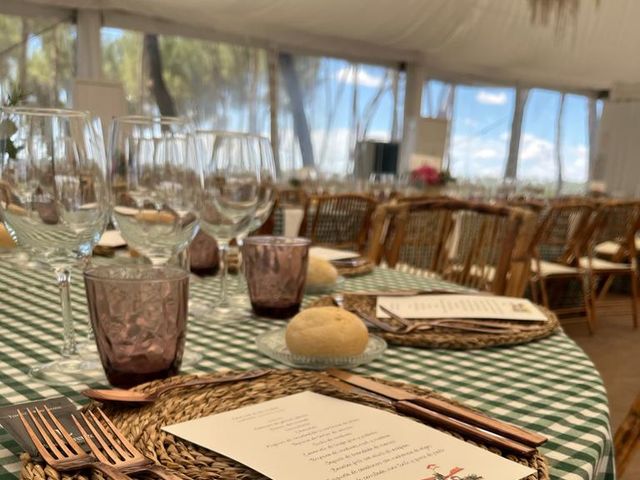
[1,106,90,118]
[83,265,189,284]
[243,236,311,247]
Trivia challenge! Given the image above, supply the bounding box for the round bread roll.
[306,256,339,288]
[285,306,369,357]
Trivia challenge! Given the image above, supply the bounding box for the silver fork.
[18,406,131,479]
[73,408,181,479]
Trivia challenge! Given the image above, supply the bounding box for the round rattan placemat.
[20,370,547,480]
[334,259,375,277]
[308,294,560,349]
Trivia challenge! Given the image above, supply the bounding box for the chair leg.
[529,278,540,303]
[630,271,639,329]
[598,274,615,300]
[539,277,551,310]
[581,273,596,335]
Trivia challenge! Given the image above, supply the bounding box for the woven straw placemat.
[308,294,560,349]
[20,370,547,480]
[334,259,375,277]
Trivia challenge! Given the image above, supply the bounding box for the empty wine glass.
[0,107,110,384]
[108,116,200,265]
[197,131,260,318]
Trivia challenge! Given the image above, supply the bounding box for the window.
[519,89,589,191]
[0,13,76,107]
[277,55,403,174]
[448,85,515,179]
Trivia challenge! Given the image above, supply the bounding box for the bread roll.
[285,306,368,357]
[306,256,338,288]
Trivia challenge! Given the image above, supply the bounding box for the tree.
[144,34,177,117]
[279,52,314,167]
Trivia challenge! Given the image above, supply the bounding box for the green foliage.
[1,84,28,160]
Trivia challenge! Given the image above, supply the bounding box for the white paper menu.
[376,295,548,322]
[163,391,535,480]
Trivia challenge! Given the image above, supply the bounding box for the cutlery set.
[324,369,547,456]
[331,293,539,335]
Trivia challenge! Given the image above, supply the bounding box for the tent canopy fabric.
[7,0,640,93]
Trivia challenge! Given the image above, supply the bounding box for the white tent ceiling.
[5,0,640,93]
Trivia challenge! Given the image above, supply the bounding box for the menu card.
[377,295,548,322]
[163,391,535,480]
[309,247,360,261]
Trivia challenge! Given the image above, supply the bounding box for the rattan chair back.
[307,194,377,252]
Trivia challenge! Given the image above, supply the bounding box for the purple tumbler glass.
[242,236,310,319]
[84,265,189,388]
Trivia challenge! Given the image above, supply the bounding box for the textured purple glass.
[242,236,310,319]
[83,265,189,388]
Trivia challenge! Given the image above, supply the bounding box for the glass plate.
[255,327,387,370]
[304,275,346,295]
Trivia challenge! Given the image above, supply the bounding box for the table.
[0,261,615,480]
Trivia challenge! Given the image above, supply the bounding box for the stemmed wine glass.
[108,116,200,265]
[0,107,110,384]
[196,131,260,318]
[228,135,276,305]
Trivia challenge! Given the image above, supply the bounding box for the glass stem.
[55,267,77,357]
[219,244,229,307]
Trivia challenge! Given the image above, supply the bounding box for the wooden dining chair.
[256,189,309,236]
[614,391,640,478]
[580,200,640,329]
[375,199,537,296]
[528,200,597,332]
[304,193,377,253]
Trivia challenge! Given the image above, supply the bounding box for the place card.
[309,247,360,261]
[377,295,548,322]
[163,391,535,480]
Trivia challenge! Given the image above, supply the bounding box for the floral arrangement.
[410,165,455,187]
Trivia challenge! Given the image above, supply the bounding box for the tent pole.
[76,10,103,79]
[588,98,599,181]
[399,63,425,173]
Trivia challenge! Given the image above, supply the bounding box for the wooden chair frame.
[528,201,597,332]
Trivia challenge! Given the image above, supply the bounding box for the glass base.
[29,354,106,386]
[181,349,203,367]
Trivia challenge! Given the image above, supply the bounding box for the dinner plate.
[304,275,345,295]
[255,327,386,369]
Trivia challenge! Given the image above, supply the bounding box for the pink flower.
[411,166,441,185]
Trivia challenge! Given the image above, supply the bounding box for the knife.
[326,369,547,448]
[321,376,536,457]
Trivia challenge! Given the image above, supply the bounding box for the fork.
[18,406,131,479]
[73,408,181,479]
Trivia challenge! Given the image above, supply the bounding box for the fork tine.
[25,408,64,460]
[72,413,110,464]
[33,408,74,457]
[18,410,56,465]
[80,410,128,463]
[96,409,139,457]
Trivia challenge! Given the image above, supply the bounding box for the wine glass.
[228,135,276,306]
[0,107,110,384]
[108,116,200,265]
[197,131,260,318]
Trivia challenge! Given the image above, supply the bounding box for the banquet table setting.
[0,259,615,480]
[0,108,620,480]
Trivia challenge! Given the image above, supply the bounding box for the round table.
[0,261,614,480]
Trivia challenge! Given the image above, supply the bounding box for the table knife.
[326,369,547,448]
[322,376,536,457]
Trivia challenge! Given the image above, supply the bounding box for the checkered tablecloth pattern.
[0,259,614,480]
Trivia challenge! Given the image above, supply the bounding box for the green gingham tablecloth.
[0,260,615,480]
